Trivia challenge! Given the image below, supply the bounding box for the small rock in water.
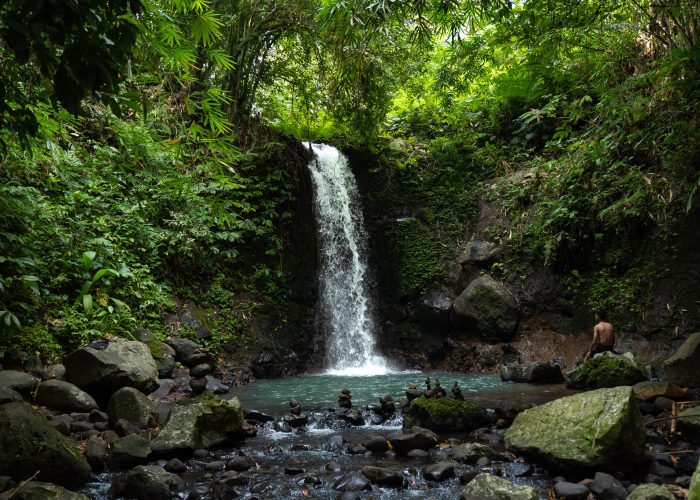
[501,461,532,477]
[347,444,367,455]
[336,493,361,500]
[164,458,187,473]
[476,456,491,467]
[423,462,455,481]
[205,460,225,471]
[407,449,430,459]
[363,435,389,453]
[333,471,371,492]
[327,434,344,451]
[459,467,480,485]
[361,466,403,487]
[326,461,342,472]
[193,449,210,459]
[227,456,252,472]
[285,456,305,475]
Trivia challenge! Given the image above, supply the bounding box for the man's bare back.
[584,310,615,362]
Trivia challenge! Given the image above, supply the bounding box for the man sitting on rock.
[583,309,615,362]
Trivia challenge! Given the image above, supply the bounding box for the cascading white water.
[306,143,390,376]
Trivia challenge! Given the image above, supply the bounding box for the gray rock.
[627,483,675,499]
[89,408,108,423]
[553,481,590,500]
[108,387,154,428]
[333,471,372,492]
[389,431,438,454]
[0,370,38,394]
[505,386,645,470]
[450,442,503,463]
[423,462,454,481]
[663,331,700,387]
[154,354,176,379]
[0,386,23,405]
[327,434,344,452]
[205,376,229,394]
[86,435,106,472]
[407,449,430,459]
[151,394,244,453]
[35,380,98,413]
[108,465,183,500]
[150,379,176,399]
[590,472,628,500]
[191,364,211,378]
[109,434,151,469]
[632,381,688,400]
[500,361,564,383]
[226,456,252,472]
[460,473,537,500]
[5,481,89,500]
[44,364,66,380]
[453,274,519,342]
[64,339,159,397]
[361,466,403,487]
[167,338,214,368]
[347,444,367,455]
[164,458,187,473]
[363,435,389,453]
[70,420,93,433]
[0,402,91,487]
[458,240,501,264]
[50,414,72,434]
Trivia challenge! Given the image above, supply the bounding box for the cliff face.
[347,147,700,374]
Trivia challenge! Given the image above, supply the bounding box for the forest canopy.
[1,0,699,356]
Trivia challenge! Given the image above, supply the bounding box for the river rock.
[244,409,274,423]
[627,483,675,499]
[677,406,700,444]
[389,430,438,454]
[4,481,89,500]
[0,386,23,405]
[45,364,66,380]
[205,376,229,394]
[632,381,688,401]
[423,462,455,481]
[363,435,389,453]
[452,274,519,342]
[361,466,403,487]
[504,386,645,470]
[0,370,38,394]
[86,435,106,472]
[108,387,155,428]
[168,338,215,368]
[450,442,503,463]
[64,339,159,397]
[663,332,700,387]
[109,465,183,500]
[154,354,176,379]
[0,402,91,487]
[500,361,564,383]
[459,240,500,264]
[151,393,244,453]
[553,481,590,500]
[109,434,151,468]
[226,456,252,472]
[35,379,98,413]
[590,471,627,499]
[460,473,537,500]
[565,351,649,389]
[403,396,488,432]
[333,471,372,492]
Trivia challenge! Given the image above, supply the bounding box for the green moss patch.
[403,396,488,432]
[566,352,648,390]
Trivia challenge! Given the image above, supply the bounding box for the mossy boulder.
[453,274,519,342]
[0,402,91,488]
[108,387,155,428]
[460,473,537,500]
[403,396,489,432]
[151,392,244,454]
[450,443,505,463]
[627,483,675,500]
[8,481,90,500]
[565,352,648,389]
[504,386,645,471]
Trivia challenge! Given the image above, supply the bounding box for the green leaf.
[82,251,97,268]
[93,268,119,282]
[82,294,93,313]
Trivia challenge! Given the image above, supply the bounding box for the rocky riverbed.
[1,334,700,499]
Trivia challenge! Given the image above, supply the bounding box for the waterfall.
[306,143,390,376]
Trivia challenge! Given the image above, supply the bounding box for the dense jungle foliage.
[1,0,698,357]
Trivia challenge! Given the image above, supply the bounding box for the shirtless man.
[584,309,615,362]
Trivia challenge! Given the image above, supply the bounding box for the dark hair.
[594,309,607,321]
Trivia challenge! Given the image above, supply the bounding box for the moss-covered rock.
[453,274,519,342]
[690,457,700,500]
[403,396,489,432]
[108,387,155,428]
[0,402,91,488]
[565,352,648,389]
[8,481,89,500]
[504,386,645,471]
[151,392,244,454]
[627,483,675,500]
[450,443,505,463]
[663,332,700,387]
[460,473,537,500]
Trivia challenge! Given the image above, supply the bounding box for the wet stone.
[347,444,367,455]
[326,462,341,472]
[407,449,430,459]
[459,467,480,485]
[554,481,590,500]
[501,461,532,477]
[226,456,252,472]
[333,471,371,492]
[361,466,403,487]
[423,461,455,482]
[205,461,225,471]
[164,458,187,473]
[591,472,628,500]
[285,456,305,475]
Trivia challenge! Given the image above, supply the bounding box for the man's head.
[594,309,607,322]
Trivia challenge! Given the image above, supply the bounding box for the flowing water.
[305,143,389,376]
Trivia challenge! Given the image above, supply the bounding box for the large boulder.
[108,465,183,500]
[35,380,98,413]
[0,370,38,395]
[108,387,155,428]
[627,483,675,500]
[64,339,158,397]
[458,240,501,264]
[663,332,700,387]
[403,396,489,432]
[565,352,648,389]
[0,386,23,405]
[5,481,89,500]
[460,473,537,500]
[453,274,519,342]
[504,386,645,471]
[0,402,91,487]
[151,393,244,454]
[500,361,564,383]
